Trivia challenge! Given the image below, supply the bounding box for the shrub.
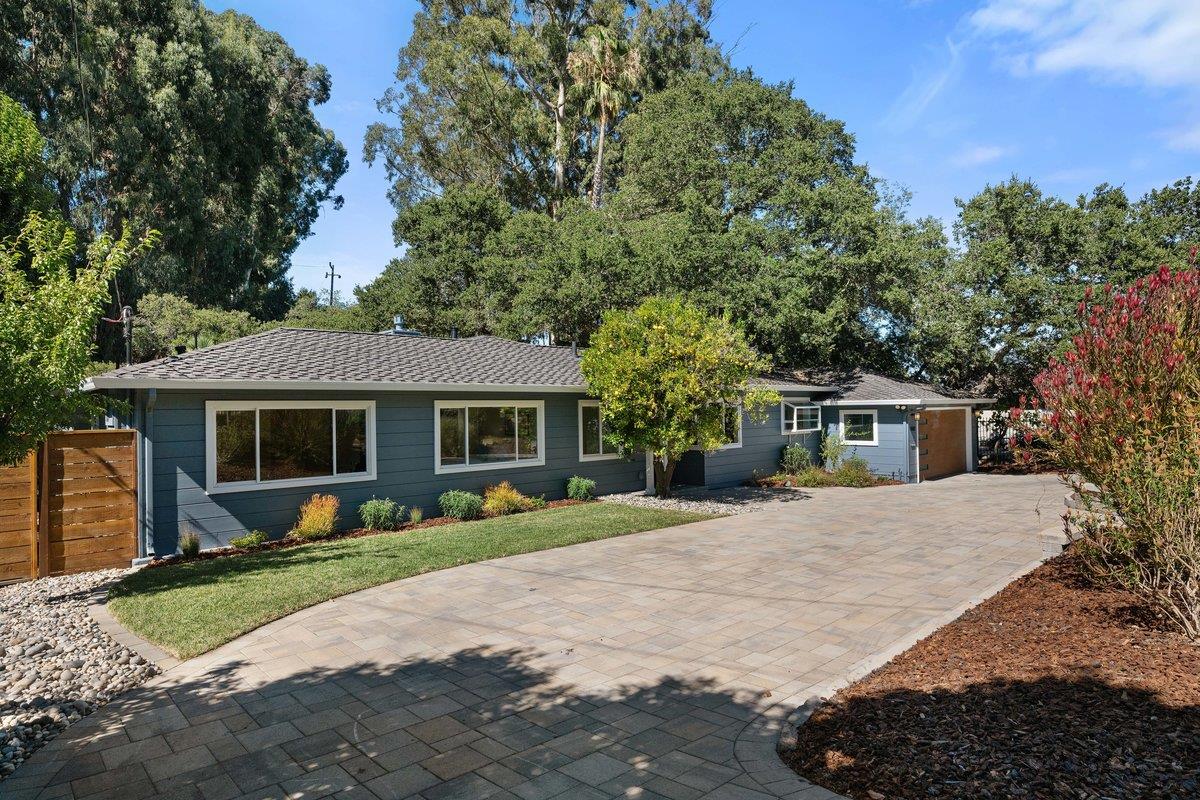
[483,481,534,516]
[835,455,876,487]
[359,497,402,531]
[1018,260,1200,639]
[566,475,597,501]
[439,490,483,520]
[786,467,837,488]
[229,530,268,549]
[408,506,424,525]
[780,443,812,474]
[179,530,201,558]
[291,494,339,540]
[820,433,848,469]
[528,495,547,509]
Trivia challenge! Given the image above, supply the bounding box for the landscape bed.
[782,552,1200,799]
[108,502,712,660]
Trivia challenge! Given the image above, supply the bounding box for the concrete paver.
[15,473,1057,800]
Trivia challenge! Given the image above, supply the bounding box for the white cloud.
[884,38,964,131]
[970,0,1200,88]
[950,144,1013,167]
[1163,124,1200,152]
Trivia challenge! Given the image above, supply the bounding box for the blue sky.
[208,0,1200,297]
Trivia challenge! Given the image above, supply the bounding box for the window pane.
[723,406,740,443]
[844,413,874,441]
[439,407,466,466]
[518,406,539,460]
[335,409,368,474]
[581,405,601,455]
[800,406,819,429]
[215,410,256,484]
[469,406,516,463]
[259,408,333,481]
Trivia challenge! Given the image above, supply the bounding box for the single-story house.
[86,326,992,557]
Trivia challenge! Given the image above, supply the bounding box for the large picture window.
[206,401,375,493]
[435,400,544,474]
[579,400,619,461]
[781,401,820,434]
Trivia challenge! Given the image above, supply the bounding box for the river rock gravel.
[600,484,806,515]
[0,569,158,780]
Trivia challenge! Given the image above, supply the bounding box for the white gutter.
[84,377,593,393]
[820,397,994,407]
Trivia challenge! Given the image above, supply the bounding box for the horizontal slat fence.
[0,453,37,582]
[44,430,137,576]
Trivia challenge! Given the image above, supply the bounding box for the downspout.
[136,388,157,563]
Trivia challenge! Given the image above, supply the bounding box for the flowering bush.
[1018,255,1200,638]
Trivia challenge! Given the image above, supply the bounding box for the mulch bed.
[145,498,587,568]
[783,552,1200,799]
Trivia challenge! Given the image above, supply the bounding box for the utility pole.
[325,262,341,307]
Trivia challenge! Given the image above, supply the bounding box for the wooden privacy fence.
[0,429,137,582]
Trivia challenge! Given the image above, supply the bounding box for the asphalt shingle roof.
[798,369,990,403]
[89,328,591,389]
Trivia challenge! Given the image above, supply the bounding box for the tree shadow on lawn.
[787,673,1200,799]
[31,644,779,799]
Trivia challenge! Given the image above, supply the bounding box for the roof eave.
[821,397,995,406]
[85,377,590,393]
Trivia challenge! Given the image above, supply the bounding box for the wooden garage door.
[920,409,967,481]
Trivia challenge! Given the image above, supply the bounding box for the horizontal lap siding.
[826,406,914,483]
[704,403,820,489]
[149,390,644,553]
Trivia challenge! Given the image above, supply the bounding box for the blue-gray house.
[86,327,991,558]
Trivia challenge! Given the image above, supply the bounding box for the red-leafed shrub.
[1019,254,1200,639]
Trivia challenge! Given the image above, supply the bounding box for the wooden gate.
[0,453,38,582]
[0,430,137,583]
[43,430,138,576]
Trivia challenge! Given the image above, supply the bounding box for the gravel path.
[0,570,158,780]
[600,484,807,515]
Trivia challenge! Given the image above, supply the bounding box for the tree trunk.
[590,108,607,209]
[653,455,676,498]
[552,77,566,218]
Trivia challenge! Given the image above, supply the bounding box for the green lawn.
[108,503,711,659]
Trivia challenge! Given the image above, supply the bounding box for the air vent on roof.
[392,314,422,336]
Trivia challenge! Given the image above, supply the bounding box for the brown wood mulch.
[145,498,587,568]
[784,552,1200,800]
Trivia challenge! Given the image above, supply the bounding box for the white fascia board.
[820,397,994,407]
[85,377,588,393]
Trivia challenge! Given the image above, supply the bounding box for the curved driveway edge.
[11,473,1057,800]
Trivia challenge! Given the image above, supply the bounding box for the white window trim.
[780,398,820,435]
[205,399,377,494]
[578,400,620,462]
[434,399,546,475]
[839,408,879,447]
[717,404,743,450]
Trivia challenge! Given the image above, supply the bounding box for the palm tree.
[567,27,643,208]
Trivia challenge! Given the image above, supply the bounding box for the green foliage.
[230,530,269,549]
[0,92,54,241]
[359,497,402,531]
[0,214,154,465]
[278,289,374,332]
[365,0,722,216]
[834,455,876,488]
[2,4,347,319]
[290,494,339,540]
[820,433,848,470]
[581,297,779,497]
[482,482,535,516]
[133,293,260,362]
[408,506,424,525]
[780,444,813,475]
[567,476,598,501]
[439,490,484,520]
[774,467,837,488]
[179,531,201,558]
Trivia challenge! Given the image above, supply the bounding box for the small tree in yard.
[580,297,779,497]
[0,214,151,465]
[1018,254,1200,639]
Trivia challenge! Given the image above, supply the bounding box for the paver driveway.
[13,473,1058,800]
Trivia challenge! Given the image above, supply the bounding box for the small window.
[840,409,878,446]
[719,404,742,450]
[781,402,820,434]
[435,400,544,474]
[207,401,375,493]
[579,400,619,461]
